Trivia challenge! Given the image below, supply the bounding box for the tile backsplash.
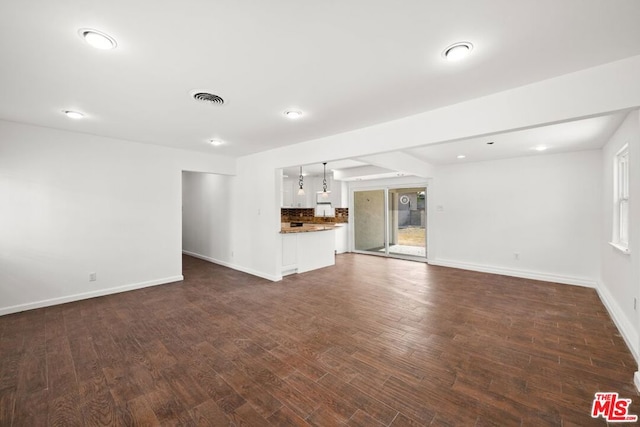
[281,208,349,223]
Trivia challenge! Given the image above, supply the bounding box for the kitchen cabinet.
[282,177,312,207]
[330,178,343,207]
[282,178,294,207]
[281,229,335,275]
[281,233,298,274]
[334,224,349,254]
[282,173,344,208]
[295,184,313,207]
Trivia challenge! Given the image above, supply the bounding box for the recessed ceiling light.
[209,139,224,146]
[63,110,84,119]
[442,42,473,61]
[284,110,303,119]
[533,145,548,151]
[78,28,117,50]
[457,155,466,159]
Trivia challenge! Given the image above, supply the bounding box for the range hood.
[316,191,332,204]
[315,191,334,217]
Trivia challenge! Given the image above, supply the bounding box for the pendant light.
[297,166,305,196]
[321,162,331,199]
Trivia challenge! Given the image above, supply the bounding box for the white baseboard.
[596,281,640,363]
[182,250,281,282]
[0,275,184,317]
[427,258,598,288]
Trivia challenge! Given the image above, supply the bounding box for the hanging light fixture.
[321,162,331,199]
[297,166,305,195]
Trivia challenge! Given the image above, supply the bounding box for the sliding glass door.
[353,190,386,254]
[388,188,426,258]
[353,187,427,260]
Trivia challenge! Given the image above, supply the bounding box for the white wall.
[0,120,235,315]
[182,171,233,264]
[229,159,282,281]
[429,151,602,286]
[599,110,640,361]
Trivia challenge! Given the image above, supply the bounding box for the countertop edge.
[280,227,337,234]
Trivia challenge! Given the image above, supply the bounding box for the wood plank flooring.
[0,254,637,426]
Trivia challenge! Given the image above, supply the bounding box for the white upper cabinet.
[282,177,294,207]
[282,176,313,207]
[282,173,344,208]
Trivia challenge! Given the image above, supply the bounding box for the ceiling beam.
[355,151,436,178]
[333,165,395,181]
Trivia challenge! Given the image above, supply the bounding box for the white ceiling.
[407,112,630,165]
[1,1,640,157]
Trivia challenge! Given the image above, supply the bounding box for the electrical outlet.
[89,272,97,282]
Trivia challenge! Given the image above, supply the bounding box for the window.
[612,144,630,253]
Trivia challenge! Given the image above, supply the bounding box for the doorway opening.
[353,186,427,261]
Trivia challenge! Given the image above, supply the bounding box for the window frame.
[611,143,630,254]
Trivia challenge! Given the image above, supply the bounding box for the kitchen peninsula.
[280,208,348,275]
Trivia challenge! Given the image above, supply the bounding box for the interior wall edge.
[427,258,598,288]
[0,275,184,317]
[182,250,282,282]
[596,280,640,364]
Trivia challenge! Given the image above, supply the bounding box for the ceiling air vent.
[192,92,224,105]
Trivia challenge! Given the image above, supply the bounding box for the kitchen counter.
[280,222,338,234]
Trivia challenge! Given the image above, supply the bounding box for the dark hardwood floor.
[1,254,637,426]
